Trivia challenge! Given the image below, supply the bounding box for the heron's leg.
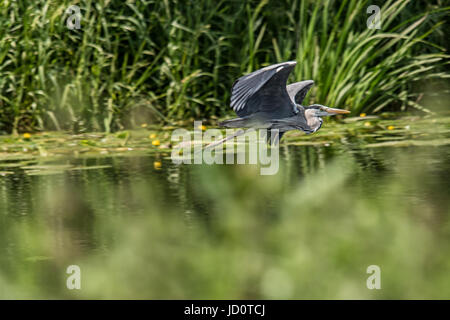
[266,130,283,145]
[196,128,249,154]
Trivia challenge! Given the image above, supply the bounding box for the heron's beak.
[324,107,350,115]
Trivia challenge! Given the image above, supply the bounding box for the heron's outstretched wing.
[230,61,297,118]
[286,80,314,105]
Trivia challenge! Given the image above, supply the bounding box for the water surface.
[0,117,449,299]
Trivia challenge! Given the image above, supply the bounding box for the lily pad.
[25,170,66,176]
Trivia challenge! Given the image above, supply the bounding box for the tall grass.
[0,0,448,134]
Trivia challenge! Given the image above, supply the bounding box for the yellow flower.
[387,125,395,130]
[364,122,371,127]
[153,161,162,170]
[152,139,160,146]
[23,133,31,139]
[149,133,157,139]
[198,125,206,131]
[141,123,148,128]
[360,113,366,117]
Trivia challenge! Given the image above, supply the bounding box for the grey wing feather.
[230,61,297,118]
[286,80,314,105]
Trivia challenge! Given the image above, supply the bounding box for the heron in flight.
[218,61,350,144]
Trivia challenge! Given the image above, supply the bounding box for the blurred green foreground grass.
[0,138,448,299]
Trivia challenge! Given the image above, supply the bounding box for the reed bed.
[0,0,448,133]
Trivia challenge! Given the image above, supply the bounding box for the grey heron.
[220,61,350,144]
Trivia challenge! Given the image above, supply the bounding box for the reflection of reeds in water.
[0,144,448,299]
[0,0,448,133]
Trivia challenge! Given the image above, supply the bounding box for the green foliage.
[0,142,449,298]
[0,0,448,134]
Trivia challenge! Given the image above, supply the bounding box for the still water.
[0,134,449,298]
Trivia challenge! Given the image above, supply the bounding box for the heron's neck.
[304,109,323,132]
[308,117,323,132]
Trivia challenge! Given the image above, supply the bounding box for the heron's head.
[305,104,350,117]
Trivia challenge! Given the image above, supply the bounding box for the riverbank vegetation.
[0,0,448,134]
